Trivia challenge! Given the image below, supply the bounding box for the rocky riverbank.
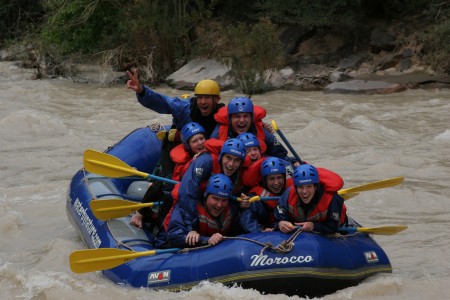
[1,20,449,94]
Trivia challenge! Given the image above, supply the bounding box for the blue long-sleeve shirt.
[177,153,214,232]
[137,86,191,130]
[240,201,274,233]
[136,86,223,137]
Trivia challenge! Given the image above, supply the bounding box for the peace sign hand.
[126,68,143,93]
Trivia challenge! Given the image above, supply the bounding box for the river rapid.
[1,61,449,300]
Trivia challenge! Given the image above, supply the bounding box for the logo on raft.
[148,270,171,285]
[364,251,379,263]
[74,198,101,248]
[249,254,313,267]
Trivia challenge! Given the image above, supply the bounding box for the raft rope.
[181,229,348,256]
[179,227,306,256]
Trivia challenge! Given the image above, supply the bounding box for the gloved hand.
[156,131,167,141]
[156,129,181,142]
[262,122,274,133]
[168,129,181,142]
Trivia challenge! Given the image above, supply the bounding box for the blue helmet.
[237,133,260,149]
[181,122,205,147]
[261,157,286,178]
[205,174,233,198]
[293,164,319,187]
[219,138,246,161]
[228,97,254,115]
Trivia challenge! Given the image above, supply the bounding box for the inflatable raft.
[66,126,395,297]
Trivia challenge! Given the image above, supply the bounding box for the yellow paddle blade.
[271,120,279,131]
[338,176,404,195]
[84,149,148,178]
[341,192,359,200]
[341,225,408,235]
[90,199,160,220]
[237,196,261,203]
[70,247,180,273]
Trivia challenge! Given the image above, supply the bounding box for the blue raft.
[66,126,392,297]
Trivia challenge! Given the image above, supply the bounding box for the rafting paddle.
[84,149,179,185]
[338,176,404,195]
[291,224,407,235]
[90,199,162,220]
[70,247,181,273]
[271,120,304,165]
[339,225,408,235]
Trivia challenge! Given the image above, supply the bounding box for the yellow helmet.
[194,79,220,96]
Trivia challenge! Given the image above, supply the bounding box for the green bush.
[114,0,215,81]
[218,19,284,95]
[36,0,216,82]
[422,19,450,74]
[40,0,122,55]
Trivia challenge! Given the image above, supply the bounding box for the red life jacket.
[214,105,268,154]
[170,138,224,182]
[170,144,192,182]
[197,202,234,236]
[241,158,265,187]
[287,168,346,224]
[241,157,294,188]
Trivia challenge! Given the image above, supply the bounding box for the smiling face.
[296,184,317,204]
[205,194,229,217]
[196,95,220,116]
[188,133,206,154]
[230,113,252,135]
[245,146,261,162]
[265,174,285,194]
[221,153,242,176]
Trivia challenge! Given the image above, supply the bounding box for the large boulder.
[265,67,296,89]
[285,64,333,91]
[165,58,234,90]
[324,79,407,94]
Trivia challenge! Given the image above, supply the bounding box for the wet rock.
[399,58,412,71]
[402,48,413,58]
[266,67,295,89]
[0,49,14,60]
[279,26,316,55]
[296,56,320,65]
[324,79,407,94]
[370,28,397,53]
[329,71,353,83]
[337,54,365,71]
[286,64,333,91]
[165,58,234,90]
[371,54,402,72]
